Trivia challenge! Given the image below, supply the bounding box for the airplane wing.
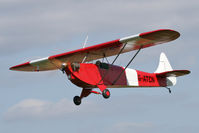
[10,29,180,72]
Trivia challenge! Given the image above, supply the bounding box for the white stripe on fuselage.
[125,68,139,86]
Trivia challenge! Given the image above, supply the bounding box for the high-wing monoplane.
[10,29,190,105]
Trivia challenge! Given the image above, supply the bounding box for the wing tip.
[9,62,31,71]
[139,29,180,42]
[184,70,191,75]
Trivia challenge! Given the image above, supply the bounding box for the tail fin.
[155,52,177,86]
[155,52,173,73]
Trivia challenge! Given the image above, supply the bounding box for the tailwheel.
[73,96,81,105]
[165,87,172,94]
[102,89,110,99]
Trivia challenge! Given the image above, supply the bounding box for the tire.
[102,89,110,99]
[73,96,81,105]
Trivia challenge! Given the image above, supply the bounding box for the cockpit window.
[99,63,109,69]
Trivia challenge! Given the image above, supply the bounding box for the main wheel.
[102,89,110,99]
[73,96,81,105]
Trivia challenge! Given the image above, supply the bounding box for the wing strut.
[97,43,127,85]
[102,53,110,64]
[82,53,89,63]
[112,45,143,85]
[111,43,128,65]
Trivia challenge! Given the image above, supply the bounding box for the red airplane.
[10,29,190,105]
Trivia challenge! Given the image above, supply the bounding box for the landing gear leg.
[165,87,171,94]
[73,88,92,106]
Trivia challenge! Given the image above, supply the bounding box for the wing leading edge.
[10,29,180,72]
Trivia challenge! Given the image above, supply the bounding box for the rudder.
[155,52,177,86]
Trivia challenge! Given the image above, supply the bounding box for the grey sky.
[0,0,199,133]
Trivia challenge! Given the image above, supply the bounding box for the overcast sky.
[0,0,199,133]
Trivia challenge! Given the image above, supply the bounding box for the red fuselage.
[64,63,167,89]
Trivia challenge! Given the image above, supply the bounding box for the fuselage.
[64,62,167,89]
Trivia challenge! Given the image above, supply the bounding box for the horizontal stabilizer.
[156,70,190,77]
